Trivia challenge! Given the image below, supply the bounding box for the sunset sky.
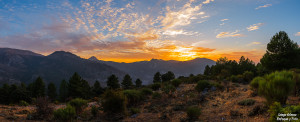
[0,0,299,63]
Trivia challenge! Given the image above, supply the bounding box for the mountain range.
[0,48,215,86]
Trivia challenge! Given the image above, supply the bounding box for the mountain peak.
[88,56,99,61]
[48,51,79,59]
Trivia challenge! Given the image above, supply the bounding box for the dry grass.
[0,82,299,121]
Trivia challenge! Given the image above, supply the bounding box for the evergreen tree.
[161,71,175,82]
[238,56,256,74]
[153,72,162,83]
[92,81,103,96]
[204,65,211,76]
[10,84,31,104]
[29,77,46,98]
[135,79,142,88]
[107,74,120,89]
[59,80,68,102]
[261,31,299,71]
[47,82,57,101]
[81,79,91,99]
[121,74,133,89]
[0,84,10,104]
[68,72,91,99]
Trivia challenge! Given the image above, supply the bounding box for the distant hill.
[0,48,125,86]
[89,57,216,84]
[0,48,215,86]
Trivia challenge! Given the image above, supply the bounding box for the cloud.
[162,29,198,36]
[161,2,202,29]
[203,0,214,4]
[247,23,264,31]
[220,19,228,21]
[255,4,272,10]
[247,41,261,46]
[216,31,245,38]
[295,32,300,36]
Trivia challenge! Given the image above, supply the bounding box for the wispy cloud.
[216,30,245,38]
[247,41,261,46]
[247,23,264,31]
[255,4,272,10]
[295,32,300,36]
[220,19,228,21]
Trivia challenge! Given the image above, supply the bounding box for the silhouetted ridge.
[48,51,80,59]
[88,56,99,61]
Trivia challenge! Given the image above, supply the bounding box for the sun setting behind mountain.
[0,0,300,121]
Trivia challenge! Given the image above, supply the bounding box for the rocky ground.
[0,82,299,122]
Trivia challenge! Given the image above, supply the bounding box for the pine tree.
[135,79,142,88]
[107,74,120,89]
[153,72,161,83]
[0,84,10,104]
[59,80,68,102]
[81,79,91,99]
[261,31,299,71]
[204,65,211,76]
[29,77,46,98]
[92,81,103,96]
[161,71,175,82]
[121,74,133,89]
[68,72,91,99]
[47,82,57,101]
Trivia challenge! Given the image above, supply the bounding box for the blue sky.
[0,0,299,62]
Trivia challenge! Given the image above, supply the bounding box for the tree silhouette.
[59,80,68,102]
[261,31,299,71]
[29,77,46,98]
[161,71,175,82]
[47,82,57,101]
[107,74,120,89]
[121,74,133,89]
[153,72,162,83]
[135,79,142,88]
[92,81,103,96]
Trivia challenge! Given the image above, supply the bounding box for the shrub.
[248,105,267,116]
[162,84,176,94]
[53,105,76,121]
[123,90,144,106]
[150,83,161,91]
[238,99,256,106]
[91,105,98,117]
[68,98,88,115]
[268,102,300,121]
[210,82,224,90]
[258,71,295,105]
[129,107,140,115]
[243,71,254,83]
[250,77,264,91]
[33,97,53,120]
[231,75,238,83]
[140,88,153,96]
[101,90,127,114]
[171,79,181,88]
[236,75,244,83]
[195,80,211,92]
[186,106,201,120]
[19,100,29,106]
[152,92,161,99]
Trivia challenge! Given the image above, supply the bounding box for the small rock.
[210,86,216,91]
[131,114,138,118]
